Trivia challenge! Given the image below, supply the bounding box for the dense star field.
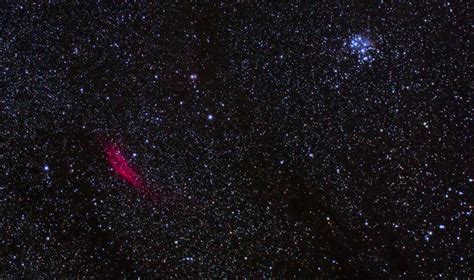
[1,2,472,278]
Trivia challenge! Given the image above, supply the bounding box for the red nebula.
[102,139,180,205]
[105,143,146,193]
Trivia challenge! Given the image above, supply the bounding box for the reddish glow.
[105,143,145,192]
[102,139,180,205]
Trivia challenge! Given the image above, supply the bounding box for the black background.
[1,2,472,278]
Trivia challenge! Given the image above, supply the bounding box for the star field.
[1,2,472,278]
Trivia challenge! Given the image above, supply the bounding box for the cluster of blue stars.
[349,35,377,63]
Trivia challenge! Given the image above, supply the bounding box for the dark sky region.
[1,2,472,279]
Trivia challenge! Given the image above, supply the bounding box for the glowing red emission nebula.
[105,143,146,192]
[103,140,179,205]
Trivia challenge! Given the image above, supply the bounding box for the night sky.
[1,2,472,279]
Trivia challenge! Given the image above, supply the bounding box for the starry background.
[1,2,472,279]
